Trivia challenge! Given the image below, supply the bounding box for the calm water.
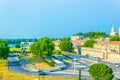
[8,44,29,48]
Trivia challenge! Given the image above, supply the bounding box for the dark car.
[38,70,49,75]
[115,63,120,67]
[115,78,120,80]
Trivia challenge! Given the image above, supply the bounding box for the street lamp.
[78,70,81,80]
[73,58,77,71]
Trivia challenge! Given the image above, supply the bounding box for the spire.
[111,25,115,32]
[110,25,116,36]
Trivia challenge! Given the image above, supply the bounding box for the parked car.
[38,70,49,75]
[115,63,120,67]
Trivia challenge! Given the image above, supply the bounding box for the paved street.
[7,54,92,79]
[7,54,120,80]
[101,60,120,79]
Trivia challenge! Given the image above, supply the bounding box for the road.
[8,54,120,80]
[101,60,120,79]
[81,55,120,80]
[8,55,120,80]
[7,54,92,79]
[63,54,120,80]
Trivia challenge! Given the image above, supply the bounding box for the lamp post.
[78,70,81,80]
[73,58,77,71]
[73,60,75,71]
[76,46,81,55]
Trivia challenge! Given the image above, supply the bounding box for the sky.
[0,0,120,39]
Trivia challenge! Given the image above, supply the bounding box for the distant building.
[21,42,34,46]
[71,35,84,41]
[110,25,116,36]
[96,37,110,42]
[53,40,60,50]
[72,40,85,48]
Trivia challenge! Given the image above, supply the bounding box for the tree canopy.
[89,63,114,80]
[73,31,108,38]
[110,36,120,41]
[15,44,21,48]
[31,37,54,60]
[0,40,9,59]
[83,39,96,48]
[59,37,73,52]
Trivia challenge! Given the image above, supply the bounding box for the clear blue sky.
[0,0,120,39]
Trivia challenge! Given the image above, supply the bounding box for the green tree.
[0,40,9,59]
[31,37,54,60]
[15,44,21,48]
[89,63,114,80]
[83,39,95,48]
[84,31,108,38]
[110,36,120,41]
[59,37,73,52]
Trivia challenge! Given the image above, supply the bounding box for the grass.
[35,62,52,69]
[0,60,77,80]
[10,47,21,51]
[25,57,42,64]
[10,46,30,52]
[64,58,72,62]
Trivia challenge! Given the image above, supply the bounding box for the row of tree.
[30,37,73,60]
[0,37,73,59]
[74,31,108,38]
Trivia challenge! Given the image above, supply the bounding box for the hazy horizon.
[0,0,120,39]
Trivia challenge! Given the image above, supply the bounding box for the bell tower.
[110,25,116,36]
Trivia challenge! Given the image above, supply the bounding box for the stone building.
[71,35,84,41]
[53,40,60,50]
[81,41,120,62]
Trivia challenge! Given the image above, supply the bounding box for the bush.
[44,59,56,67]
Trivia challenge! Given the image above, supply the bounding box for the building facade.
[81,41,120,62]
[71,35,84,41]
[53,40,60,50]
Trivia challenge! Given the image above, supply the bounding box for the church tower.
[110,25,116,36]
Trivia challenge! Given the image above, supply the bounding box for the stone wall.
[81,47,104,58]
[107,53,120,62]
[81,47,120,62]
